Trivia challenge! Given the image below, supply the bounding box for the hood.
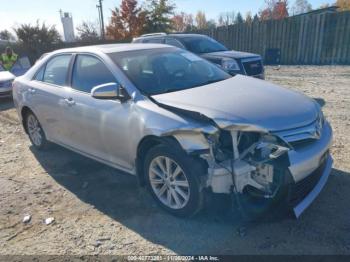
[0,71,15,82]
[201,50,260,60]
[151,75,319,132]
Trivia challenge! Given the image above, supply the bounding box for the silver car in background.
[12,44,333,219]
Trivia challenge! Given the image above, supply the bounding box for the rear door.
[28,54,73,142]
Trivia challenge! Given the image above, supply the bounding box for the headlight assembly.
[221,58,240,71]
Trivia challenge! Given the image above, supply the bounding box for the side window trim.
[67,53,77,87]
[32,64,46,81]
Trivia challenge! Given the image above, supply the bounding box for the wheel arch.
[135,135,184,186]
[21,106,34,134]
[135,134,209,186]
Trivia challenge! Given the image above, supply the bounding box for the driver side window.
[72,55,116,93]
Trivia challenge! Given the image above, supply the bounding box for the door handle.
[64,97,76,106]
[28,88,36,94]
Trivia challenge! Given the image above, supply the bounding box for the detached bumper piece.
[288,154,333,218]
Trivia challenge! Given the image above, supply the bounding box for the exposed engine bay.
[203,129,290,197]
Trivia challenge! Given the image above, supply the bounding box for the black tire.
[24,111,49,150]
[144,144,205,217]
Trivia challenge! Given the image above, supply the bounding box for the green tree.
[0,30,15,41]
[235,12,244,23]
[144,0,175,33]
[253,14,260,22]
[206,19,217,29]
[14,21,61,63]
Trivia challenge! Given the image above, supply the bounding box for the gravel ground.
[0,66,349,255]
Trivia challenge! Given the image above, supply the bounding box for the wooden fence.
[195,11,350,65]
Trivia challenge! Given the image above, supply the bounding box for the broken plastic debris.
[22,214,31,223]
[44,217,55,225]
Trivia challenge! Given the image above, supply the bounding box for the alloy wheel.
[27,114,43,147]
[149,156,190,209]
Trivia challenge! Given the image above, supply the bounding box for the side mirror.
[91,82,130,102]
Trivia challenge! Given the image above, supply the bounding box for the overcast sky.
[0,0,334,36]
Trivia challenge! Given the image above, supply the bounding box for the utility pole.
[96,0,105,40]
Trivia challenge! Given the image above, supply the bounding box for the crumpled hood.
[151,75,319,132]
[201,50,260,60]
[0,71,15,82]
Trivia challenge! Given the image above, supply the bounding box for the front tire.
[144,144,204,217]
[25,111,49,150]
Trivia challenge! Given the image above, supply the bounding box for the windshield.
[109,48,231,95]
[178,36,228,54]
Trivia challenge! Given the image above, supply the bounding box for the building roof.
[293,6,339,17]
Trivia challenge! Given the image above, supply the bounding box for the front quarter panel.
[127,99,215,164]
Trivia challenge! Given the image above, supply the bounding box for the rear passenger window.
[43,55,71,86]
[72,55,116,93]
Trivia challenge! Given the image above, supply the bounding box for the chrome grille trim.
[273,119,323,144]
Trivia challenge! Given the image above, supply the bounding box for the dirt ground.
[0,66,349,255]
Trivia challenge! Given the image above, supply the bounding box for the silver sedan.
[13,44,333,219]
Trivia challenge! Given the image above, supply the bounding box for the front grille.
[0,81,12,88]
[287,155,327,206]
[242,59,263,76]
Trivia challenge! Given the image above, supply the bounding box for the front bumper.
[208,121,333,218]
[288,121,333,183]
[291,154,333,218]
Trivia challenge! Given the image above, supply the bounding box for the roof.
[168,33,205,38]
[133,33,205,40]
[52,43,171,54]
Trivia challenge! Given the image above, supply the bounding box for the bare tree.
[195,11,207,29]
[218,11,235,26]
[291,0,312,15]
[245,11,253,24]
[336,0,350,10]
[76,21,99,42]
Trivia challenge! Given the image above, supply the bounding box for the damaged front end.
[203,128,290,199]
[153,98,332,218]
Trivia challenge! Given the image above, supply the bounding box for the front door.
[61,54,133,170]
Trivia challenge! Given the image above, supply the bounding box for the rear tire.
[25,111,49,150]
[144,144,205,217]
